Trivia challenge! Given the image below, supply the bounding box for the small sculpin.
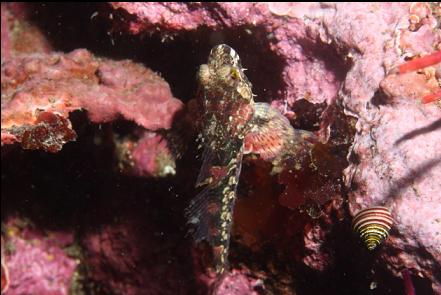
[185,44,316,276]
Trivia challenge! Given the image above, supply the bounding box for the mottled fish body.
[186,44,317,276]
[186,44,254,275]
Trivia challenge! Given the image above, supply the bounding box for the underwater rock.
[2,2,441,294]
[211,269,262,295]
[343,6,441,292]
[1,237,9,294]
[80,199,195,295]
[302,222,333,272]
[1,49,183,151]
[2,219,77,295]
[399,24,441,56]
[114,1,347,107]
[115,131,176,178]
[110,1,440,292]
[1,3,52,60]
[344,99,441,292]
[380,70,439,101]
[111,2,409,108]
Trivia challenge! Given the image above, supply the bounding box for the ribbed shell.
[352,206,393,250]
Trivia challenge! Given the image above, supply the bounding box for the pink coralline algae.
[344,11,441,295]
[109,1,440,292]
[344,99,441,291]
[1,2,52,60]
[1,238,9,294]
[112,2,349,107]
[2,219,77,295]
[1,49,183,152]
[209,270,262,295]
[115,131,176,177]
[79,197,196,295]
[2,2,441,295]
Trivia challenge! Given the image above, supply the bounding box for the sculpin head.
[198,44,253,106]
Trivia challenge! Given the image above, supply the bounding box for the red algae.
[422,90,441,103]
[5,112,77,153]
[398,51,441,74]
[211,269,262,295]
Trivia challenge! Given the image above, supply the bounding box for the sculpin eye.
[217,66,241,83]
[230,68,240,80]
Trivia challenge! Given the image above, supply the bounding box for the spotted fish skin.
[186,44,254,275]
[186,44,317,276]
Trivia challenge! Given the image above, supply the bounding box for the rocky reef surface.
[1,2,440,295]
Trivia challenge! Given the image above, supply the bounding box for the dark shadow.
[1,110,199,294]
[394,118,441,146]
[414,242,441,284]
[385,158,441,201]
[371,88,389,107]
[290,99,327,131]
[292,210,415,295]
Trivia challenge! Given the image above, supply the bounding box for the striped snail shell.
[352,206,393,250]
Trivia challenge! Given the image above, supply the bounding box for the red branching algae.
[397,51,441,74]
[277,145,342,216]
[277,103,355,217]
[422,90,441,103]
[233,160,287,251]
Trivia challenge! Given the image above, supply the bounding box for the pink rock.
[1,3,11,60]
[1,237,10,294]
[1,2,52,60]
[3,2,441,294]
[302,223,332,272]
[211,270,262,295]
[380,71,439,101]
[344,99,441,291]
[2,219,77,295]
[110,2,409,110]
[109,2,441,291]
[80,208,194,295]
[400,24,441,56]
[343,12,441,289]
[116,131,176,178]
[1,49,184,151]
